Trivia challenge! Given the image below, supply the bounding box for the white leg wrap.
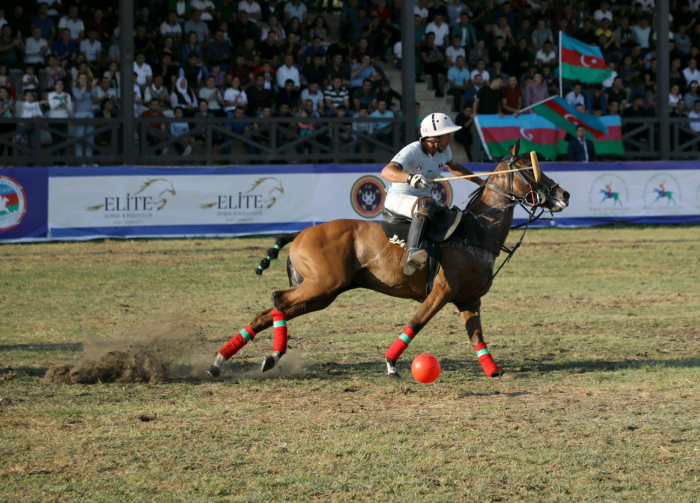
[213,353,226,368]
[386,360,397,374]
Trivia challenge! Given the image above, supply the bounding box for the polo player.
[380,113,485,275]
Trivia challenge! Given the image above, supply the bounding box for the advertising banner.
[1,163,699,243]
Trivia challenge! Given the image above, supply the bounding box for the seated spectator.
[468,40,489,68]
[352,79,378,114]
[301,81,325,114]
[93,76,119,113]
[304,37,327,65]
[606,77,628,111]
[207,30,233,70]
[260,32,282,66]
[208,63,226,89]
[303,54,328,88]
[184,10,210,46]
[252,62,275,91]
[276,78,300,113]
[170,106,193,155]
[230,11,259,48]
[133,26,155,62]
[376,80,402,111]
[224,76,249,114]
[80,29,102,74]
[501,75,522,116]
[0,86,15,157]
[103,61,121,96]
[688,101,700,133]
[369,99,394,145]
[470,59,490,85]
[445,35,466,67]
[453,102,474,155]
[326,53,349,88]
[58,6,84,44]
[684,81,699,108]
[308,16,330,44]
[324,76,350,116]
[683,58,700,87]
[247,73,274,116]
[447,0,468,27]
[180,54,205,90]
[349,7,370,46]
[25,26,50,68]
[669,84,682,109]
[426,14,449,48]
[171,77,198,116]
[0,26,23,71]
[352,106,374,154]
[31,4,56,44]
[489,37,508,68]
[630,17,651,51]
[22,66,40,96]
[161,12,183,43]
[585,85,608,114]
[261,15,285,44]
[565,84,585,108]
[327,37,353,68]
[493,15,516,47]
[134,52,153,92]
[235,37,261,68]
[94,98,119,148]
[276,54,301,91]
[452,13,477,51]
[239,0,263,24]
[141,98,168,153]
[281,32,302,64]
[284,0,308,25]
[568,125,596,162]
[191,0,216,23]
[327,104,354,148]
[182,32,204,65]
[155,54,179,92]
[531,19,554,52]
[198,75,225,116]
[536,42,556,67]
[447,56,469,112]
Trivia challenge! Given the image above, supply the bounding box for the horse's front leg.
[455,300,501,377]
[384,284,454,379]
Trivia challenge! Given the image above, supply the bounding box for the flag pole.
[519,95,557,114]
[559,30,563,97]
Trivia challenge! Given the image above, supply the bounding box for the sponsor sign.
[0,176,27,231]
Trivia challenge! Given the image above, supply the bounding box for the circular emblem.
[430,181,453,207]
[0,176,27,232]
[414,164,424,173]
[351,175,386,218]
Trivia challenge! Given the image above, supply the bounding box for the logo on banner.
[588,174,630,214]
[0,176,27,231]
[200,177,285,221]
[351,176,386,218]
[430,181,453,206]
[643,173,683,212]
[86,178,177,216]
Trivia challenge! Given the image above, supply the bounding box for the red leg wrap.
[385,326,416,362]
[271,310,288,353]
[474,342,499,376]
[219,325,256,360]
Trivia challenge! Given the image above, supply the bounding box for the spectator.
[327,36,353,67]
[301,81,325,114]
[473,76,504,116]
[565,84,585,108]
[16,89,44,154]
[239,0,263,24]
[350,54,380,90]
[683,58,700,86]
[170,106,193,156]
[376,80,402,111]
[447,0,467,26]
[623,94,652,143]
[184,10,210,46]
[445,35,466,67]
[160,12,183,43]
[261,15,285,44]
[86,9,111,43]
[235,37,261,68]
[31,4,56,44]
[470,59,490,85]
[568,125,596,162]
[489,37,508,67]
[602,61,617,89]
[22,65,38,97]
[0,25,23,70]
[576,18,596,45]
[46,78,72,157]
[509,37,532,78]
[155,54,179,92]
[72,74,95,158]
[420,33,446,97]
[80,29,102,74]
[426,14,450,48]
[453,102,474,155]
[25,26,50,67]
[58,6,84,43]
[198,75,225,115]
[171,77,198,116]
[414,0,429,23]
[464,73,484,106]
[328,104,354,149]
[531,19,553,51]
[252,62,275,90]
[614,16,635,53]
[606,77,628,111]
[226,106,255,154]
[304,36,327,65]
[630,17,651,50]
[676,25,692,56]
[369,99,394,145]
[247,73,274,116]
[452,12,477,51]
[688,100,700,133]
[608,100,620,116]
[180,54,205,90]
[207,30,233,70]
[182,32,204,66]
[585,85,608,114]
[308,16,330,43]
[260,31,282,66]
[93,77,119,113]
[230,12,259,48]
[191,0,216,23]
[501,75,522,116]
[525,71,548,108]
[427,0,449,24]
[352,78,377,114]
[227,55,253,88]
[303,54,328,88]
[352,106,374,155]
[535,41,556,67]
[669,84,682,109]
[103,61,121,96]
[224,76,249,113]
[468,40,489,68]
[350,8,370,46]
[447,56,469,112]
[324,76,350,116]
[141,98,168,154]
[684,81,699,107]
[277,54,301,90]
[285,0,308,25]
[0,86,15,157]
[134,52,153,92]
[493,15,516,47]
[281,32,302,63]
[593,1,613,27]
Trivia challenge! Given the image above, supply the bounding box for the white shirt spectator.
[690,0,700,12]
[565,91,586,107]
[300,88,324,111]
[536,49,557,65]
[160,21,183,38]
[683,67,700,86]
[22,73,39,90]
[393,41,402,63]
[238,0,262,23]
[593,9,613,23]
[445,46,466,66]
[689,110,700,132]
[24,37,50,65]
[470,68,490,81]
[47,91,73,118]
[284,1,308,22]
[79,38,102,62]
[191,0,216,21]
[20,101,43,118]
[636,0,655,12]
[602,70,617,89]
[92,86,117,112]
[58,16,84,40]
[43,0,62,17]
[426,21,450,47]
[276,64,301,89]
[133,62,153,87]
[223,87,247,112]
[414,5,429,21]
[630,24,651,49]
[669,93,681,106]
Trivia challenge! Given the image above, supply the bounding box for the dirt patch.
[45,315,209,384]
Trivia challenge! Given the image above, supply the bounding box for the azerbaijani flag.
[560,32,611,83]
[557,115,624,155]
[533,96,609,139]
[0,187,19,215]
[474,114,559,161]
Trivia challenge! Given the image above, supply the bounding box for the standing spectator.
[453,102,474,155]
[501,75,522,116]
[134,52,153,92]
[226,106,255,154]
[16,89,45,155]
[445,35,466,67]
[223,76,248,113]
[170,107,193,155]
[426,14,450,48]
[25,27,51,68]
[58,6,84,44]
[247,74,274,116]
[0,25,23,70]
[0,86,15,157]
[276,53,301,90]
[567,125,596,162]
[420,33,446,97]
[184,10,211,46]
[171,77,198,116]
[525,71,548,108]
[565,84,585,108]
[683,58,700,86]
[473,76,503,116]
[72,74,95,158]
[324,76,350,116]
[198,75,225,115]
[141,98,167,154]
[447,56,469,112]
[31,4,56,44]
[47,78,72,157]
[239,0,263,24]
[464,74,484,106]
[80,29,102,74]
[452,12,477,51]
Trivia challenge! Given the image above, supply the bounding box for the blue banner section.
[1,163,699,243]
[0,168,49,241]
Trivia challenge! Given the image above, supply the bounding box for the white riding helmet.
[420,113,462,139]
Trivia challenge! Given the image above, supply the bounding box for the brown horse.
[208,140,570,378]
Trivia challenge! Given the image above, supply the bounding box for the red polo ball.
[411,354,441,383]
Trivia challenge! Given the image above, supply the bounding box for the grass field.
[1,226,699,502]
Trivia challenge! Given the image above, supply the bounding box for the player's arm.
[380,162,409,183]
[445,160,485,186]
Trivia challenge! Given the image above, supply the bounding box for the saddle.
[380,203,496,295]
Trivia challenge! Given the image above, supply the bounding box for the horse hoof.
[206,365,221,378]
[495,370,518,379]
[261,355,277,372]
[386,372,401,380]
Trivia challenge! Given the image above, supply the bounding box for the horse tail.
[255,232,302,275]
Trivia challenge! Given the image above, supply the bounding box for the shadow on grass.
[528,358,700,374]
[0,343,84,352]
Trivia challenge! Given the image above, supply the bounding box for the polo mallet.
[433,151,542,183]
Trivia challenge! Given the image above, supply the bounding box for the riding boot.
[404,215,430,275]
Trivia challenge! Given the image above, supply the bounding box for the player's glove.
[407,174,433,189]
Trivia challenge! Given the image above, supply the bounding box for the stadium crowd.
[0,0,696,161]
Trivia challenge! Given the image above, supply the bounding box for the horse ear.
[509,139,521,158]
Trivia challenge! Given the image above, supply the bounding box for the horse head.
[490,139,570,212]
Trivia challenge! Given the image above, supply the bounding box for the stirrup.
[404,248,428,276]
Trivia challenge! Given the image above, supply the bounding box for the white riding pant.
[384,193,419,218]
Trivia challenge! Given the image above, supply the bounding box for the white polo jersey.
[387,141,452,198]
